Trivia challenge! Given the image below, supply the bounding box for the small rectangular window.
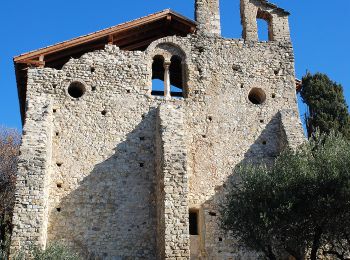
[189,210,199,235]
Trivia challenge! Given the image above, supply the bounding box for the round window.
[248,88,266,105]
[68,81,86,99]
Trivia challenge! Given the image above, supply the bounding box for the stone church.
[11,0,304,259]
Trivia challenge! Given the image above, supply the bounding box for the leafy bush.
[0,239,10,260]
[12,243,82,260]
[221,132,350,260]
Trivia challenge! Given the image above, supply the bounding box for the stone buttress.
[156,104,190,259]
[10,85,53,255]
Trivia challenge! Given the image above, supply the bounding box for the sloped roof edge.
[14,9,197,62]
[259,0,290,15]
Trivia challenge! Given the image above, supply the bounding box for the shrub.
[221,132,350,260]
[12,243,82,260]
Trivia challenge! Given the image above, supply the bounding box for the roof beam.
[115,27,168,47]
[122,34,168,50]
[44,40,106,63]
[17,59,45,67]
[14,10,196,63]
[113,23,165,44]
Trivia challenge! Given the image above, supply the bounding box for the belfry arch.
[150,42,188,98]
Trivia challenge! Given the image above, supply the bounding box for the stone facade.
[10,0,305,259]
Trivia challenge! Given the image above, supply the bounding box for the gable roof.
[14,9,197,123]
[14,9,196,66]
[14,6,297,125]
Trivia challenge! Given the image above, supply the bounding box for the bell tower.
[195,0,221,36]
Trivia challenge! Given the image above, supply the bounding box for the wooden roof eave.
[14,9,196,64]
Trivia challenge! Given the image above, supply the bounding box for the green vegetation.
[301,72,350,138]
[221,133,350,260]
[1,243,82,260]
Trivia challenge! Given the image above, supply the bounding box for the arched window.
[151,54,185,98]
[151,55,165,96]
[169,55,184,98]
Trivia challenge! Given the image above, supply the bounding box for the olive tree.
[221,133,350,260]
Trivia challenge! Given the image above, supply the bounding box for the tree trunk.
[267,245,277,260]
[0,212,5,242]
[310,227,322,260]
[286,247,305,260]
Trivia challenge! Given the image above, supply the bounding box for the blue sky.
[1,0,349,130]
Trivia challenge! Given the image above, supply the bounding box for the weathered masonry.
[11,0,305,259]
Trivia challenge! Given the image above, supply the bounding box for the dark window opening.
[151,55,165,96]
[151,55,185,98]
[189,210,199,235]
[209,211,217,216]
[170,55,184,98]
[68,81,86,99]
[248,88,266,105]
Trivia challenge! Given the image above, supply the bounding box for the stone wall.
[11,8,304,258]
[279,109,306,151]
[10,88,53,255]
[195,0,221,36]
[156,104,190,259]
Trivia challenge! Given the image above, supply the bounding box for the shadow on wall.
[49,109,159,259]
[49,110,289,259]
[194,112,287,259]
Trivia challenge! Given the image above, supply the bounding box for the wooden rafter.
[14,9,195,63]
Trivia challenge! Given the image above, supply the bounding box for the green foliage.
[11,243,82,260]
[300,72,350,138]
[0,239,10,260]
[221,133,350,260]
